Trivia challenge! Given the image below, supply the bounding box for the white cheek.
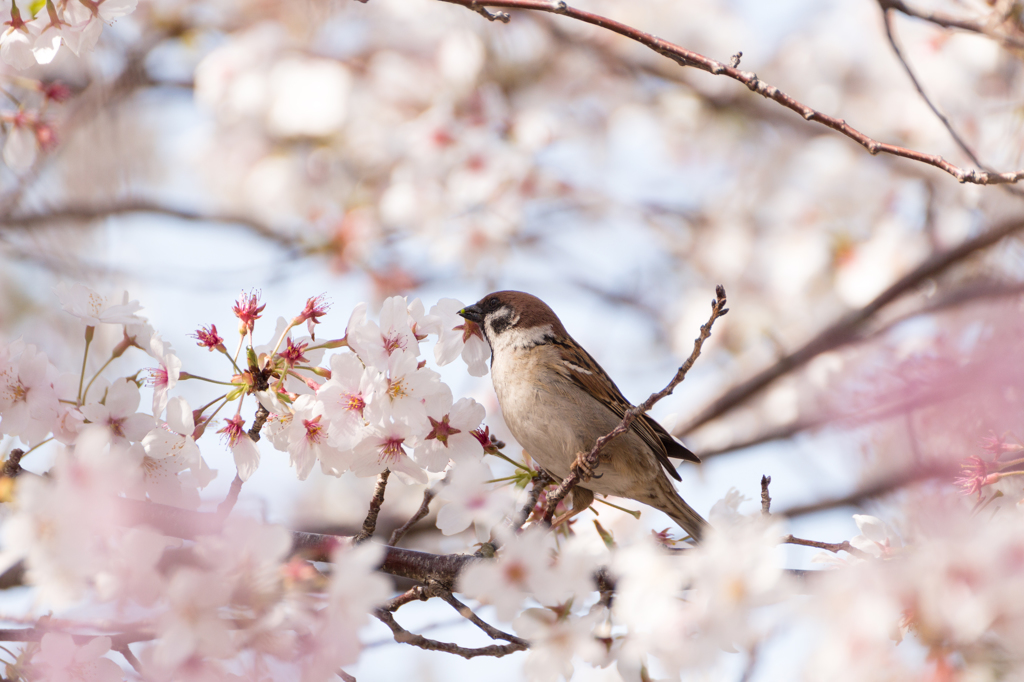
[491,324,554,354]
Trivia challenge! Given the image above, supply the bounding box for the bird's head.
[458,291,568,351]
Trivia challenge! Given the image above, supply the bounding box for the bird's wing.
[552,340,699,481]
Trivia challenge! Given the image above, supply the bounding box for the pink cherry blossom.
[30,632,123,682]
[0,343,62,447]
[349,419,427,484]
[292,293,331,340]
[143,333,181,417]
[317,351,384,450]
[346,297,420,371]
[284,394,342,479]
[218,414,261,481]
[415,386,485,471]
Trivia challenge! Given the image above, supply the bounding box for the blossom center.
[426,414,461,446]
[344,392,366,416]
[304,416,325,444]
[378,436,405,464]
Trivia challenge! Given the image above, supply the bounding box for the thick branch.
[439,0,1024,186]
[543,286,728,522]
[677,217,1024,436]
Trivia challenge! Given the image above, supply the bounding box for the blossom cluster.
[0,0,136,70]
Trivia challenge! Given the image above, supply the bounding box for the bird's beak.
[458,303,484,324]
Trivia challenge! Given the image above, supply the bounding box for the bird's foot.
[571,451,601,481]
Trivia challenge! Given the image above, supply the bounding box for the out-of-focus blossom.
[514,605,607,682]
[53,283,145,327]
[2,115,37,169]
[80,377,153,446]
[0,342,62,447]
[153,567,233,670]
[435,459,514,541]
[29,633,123,682]
[849,514,902,559]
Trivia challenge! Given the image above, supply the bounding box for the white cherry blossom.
[0,343,62,447]
[30,633,123,682]
[430,297,490,377]
[349,419,427,484]
[435,459,514,541]
[284,394,341,479]
[346,297,420,371]
[415,386,486,471]
[317,351,384,450]
[53,282,146,327]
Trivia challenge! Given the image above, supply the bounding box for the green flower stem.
[76,326,95,405]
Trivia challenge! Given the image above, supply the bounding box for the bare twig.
[338,670,357,682]
[216,474,244,520]
[880,7,1023,199]
[437,0,1024,186]
[881,0,1024,51]
[355,470,391,543]
[2,449,24,478]
[781,534,872,560]
[543,286,728,523]
[511,471,553,532]
[382,585,434,612]
[372,609,527,659]
[389,484,439,546]
[434,586,530,647]
[677,217,1024,436]
[760,475,772,516]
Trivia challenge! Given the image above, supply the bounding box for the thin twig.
[437,0,1024,186]
[382,585,434,612]
[677,216,1024,436]
[355,470,391,543]
[881,0,1024,51]
[434,586,530,647]
[543,285,728,523]
[389,484,439,546]
[511,471,553,532]
[781,534,872,560]
[247,404,270,442]
[372,609,527,659]
[760,475,772,516]
[337,670,357,682]
[880,7,1023,199]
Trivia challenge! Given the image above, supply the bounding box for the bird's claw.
[571,451,601,481]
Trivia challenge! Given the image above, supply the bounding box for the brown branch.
[0,628,156,647]
[372,609,527,659]
[779,463,956,518]
[677,216,1024,436]
[781,535,872,560]
[543,285,728,523]
[1,200,301,250]
[760,475,772,516]
[355,470,391,543]
[881,0,1024,51]
[438,0,1024,186]
[881,8,1024,199]
[389,484,438,546]
[338,670,357,682]
[247,404,271,442]
[512,471,553,532]
[434,586,530,647]
[382,585,434,612]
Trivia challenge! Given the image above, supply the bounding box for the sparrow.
[459,291,708,541]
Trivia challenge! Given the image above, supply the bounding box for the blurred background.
[2,0,1023,678]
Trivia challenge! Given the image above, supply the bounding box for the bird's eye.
[486,297,500,310]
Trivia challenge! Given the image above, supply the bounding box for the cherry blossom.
[218,414,261,481]
[53,282,146,327]
[153,567,234,670]
[430,297,490,377]
[143,333,181,417]
[232,289,266,335]
[849,514,902,559]
[29,633,123,682]
[80,377,154,446]
[349,419,427,484]
[138,397,204,507]
[435,458,516,541]
[458,527,571,621]
[284,394,341,480]
[317,351,384,450]
[346,297,420,371]
[2,116,37,169]
[292,294,331,340]
[513,605,607,682]
[0,342,62,447]
[94,526,175,607]
[378,347,443,429]
[415,386,486,471]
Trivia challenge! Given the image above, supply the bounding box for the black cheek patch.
[489,315,512,336]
